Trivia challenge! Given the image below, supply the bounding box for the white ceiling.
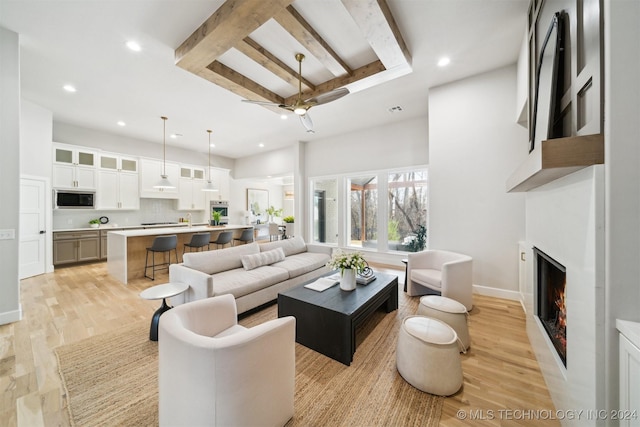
[0,0,528,159]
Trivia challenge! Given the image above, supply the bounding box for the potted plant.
[408,225,427,252]
[89,219,100,228]
[265,206,283,222]
[283,216,294,223]
[327,250,367,291]
[211,210,222,226]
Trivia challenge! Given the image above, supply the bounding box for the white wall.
[305,116,427,177]
[0,27,22,324]
[604,0,640,414]
[428,65,527,295]
[233,146,294,180]
[21,100,52,177]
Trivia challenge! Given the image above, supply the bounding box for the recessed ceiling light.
[63,84,76,93]
[170,133,183,139]
[117,121,126,126]
[210,143,215,147]
[126,41,141,52]
[259,143,265,148]
[280,114,288,120]
[437,57,451,67]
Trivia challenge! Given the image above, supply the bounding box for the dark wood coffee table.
[277,272,398,365]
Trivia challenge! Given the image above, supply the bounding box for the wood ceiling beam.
[202,61,284,105]
[236,37,315,92]
[283,60,386,105]
[274,5,352,77]
[175,0,294,73]
[340,0,412,69]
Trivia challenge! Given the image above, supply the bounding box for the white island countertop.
[109,224,250,237]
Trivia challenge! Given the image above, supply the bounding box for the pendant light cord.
[161,116,168,176]
[207,129,212,181]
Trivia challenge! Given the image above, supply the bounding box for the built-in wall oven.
[210,200,229,225]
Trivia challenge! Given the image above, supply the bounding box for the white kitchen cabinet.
[207,167,230,201]
[53,143,97,189]
[139,158,180,199]
[617,320,640,427]
[178,166,206,210]
[97,154,139,210]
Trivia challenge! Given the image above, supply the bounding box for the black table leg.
[402,259,408,292]
[149,298,172,341]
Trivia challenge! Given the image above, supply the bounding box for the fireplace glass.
[534,247,567,367]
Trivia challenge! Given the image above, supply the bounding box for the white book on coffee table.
[305,274,341,292]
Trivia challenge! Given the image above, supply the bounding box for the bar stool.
[233,228,254,246]
[144,235,178,280]
[210,231,233,249]
[183,233,211,255]
[268,223,281,241]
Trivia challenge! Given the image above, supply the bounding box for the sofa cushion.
[271,252,331,278]
[258,236,307,257]
[241,247,286,271]
[411,268,442,289]
[183,242,260,275]
[213,266,290,299]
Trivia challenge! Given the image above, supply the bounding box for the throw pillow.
[241,247,286,271]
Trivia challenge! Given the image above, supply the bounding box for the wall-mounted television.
[530,11,567,153]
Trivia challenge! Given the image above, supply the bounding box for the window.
[387,170,427,251]
[312,179,337,244]
[348,175,377,249]
[310,167,427,253]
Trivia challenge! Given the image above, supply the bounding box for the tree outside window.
[387,170,427,251]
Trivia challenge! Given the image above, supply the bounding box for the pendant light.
[202,129,219,192]
[153,116,175,189]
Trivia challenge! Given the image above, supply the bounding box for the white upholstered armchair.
[406,250,473,310]
[158,294,296,427]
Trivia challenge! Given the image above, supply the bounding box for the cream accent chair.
[406,250,473,311]
[158,294,296,427]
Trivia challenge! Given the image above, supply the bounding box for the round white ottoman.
[418,295,470,352]
[396,316,463,396]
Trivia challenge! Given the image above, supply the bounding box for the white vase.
[340,269,357,291]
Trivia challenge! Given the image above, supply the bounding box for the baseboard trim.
[0,305,22,325]
[472,284,521,302]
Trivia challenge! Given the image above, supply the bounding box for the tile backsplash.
[52,198,209,229]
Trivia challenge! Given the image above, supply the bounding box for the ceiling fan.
[242,53,349,133]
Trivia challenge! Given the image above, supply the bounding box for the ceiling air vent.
[387,106,403,113]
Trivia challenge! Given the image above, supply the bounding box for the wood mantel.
[506,134,604,192]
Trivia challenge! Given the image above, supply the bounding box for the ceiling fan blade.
[241,99,287,109]
[299,113,314,133]
[305,87,349,106]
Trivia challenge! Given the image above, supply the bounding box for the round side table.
[140,282,189,341]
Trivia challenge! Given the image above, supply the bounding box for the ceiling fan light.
[294,107,307,115]
[153,175,175,189]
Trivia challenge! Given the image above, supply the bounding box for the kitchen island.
[107,224,252,284]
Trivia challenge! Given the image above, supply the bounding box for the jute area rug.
[56,304,443,427]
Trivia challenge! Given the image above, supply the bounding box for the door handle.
[39,230,46,234]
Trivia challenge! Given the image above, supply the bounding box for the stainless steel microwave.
[54,190,95,209]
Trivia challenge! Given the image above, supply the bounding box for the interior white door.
[20,178,46,278]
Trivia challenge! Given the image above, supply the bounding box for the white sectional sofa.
[169,236,332,314]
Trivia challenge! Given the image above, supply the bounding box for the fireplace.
[534,247,567,367]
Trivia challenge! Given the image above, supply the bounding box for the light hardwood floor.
[0,261,558,426]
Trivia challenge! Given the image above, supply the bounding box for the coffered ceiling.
[0,0,528,160]
[175,0,410,111]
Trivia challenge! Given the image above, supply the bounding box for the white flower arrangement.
[327,250,367,274]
